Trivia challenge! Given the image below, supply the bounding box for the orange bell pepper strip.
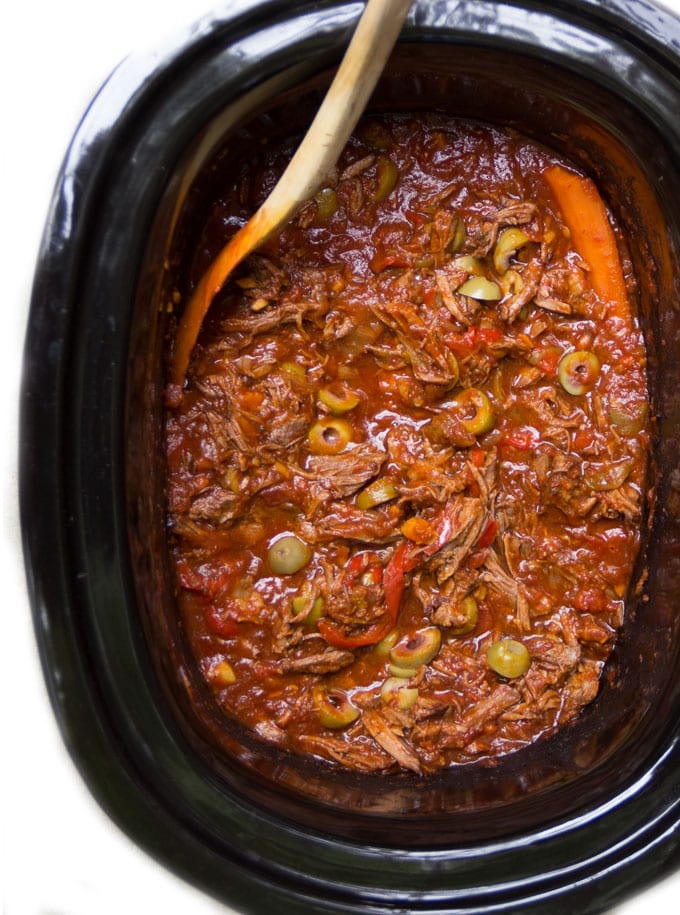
[543,165,629,322]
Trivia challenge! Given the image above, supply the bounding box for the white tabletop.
[3,2,680,913]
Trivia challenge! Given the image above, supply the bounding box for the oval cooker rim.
[20,1,680,913]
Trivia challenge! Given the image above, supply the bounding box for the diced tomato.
[536,346,561,376]
[345,551,384,587]
[176,559,231,597]
[444,326,502,358]
[444,328,477,357]
[475,327,504,346]
[206,606,239,638]
[572,428,596,451]
[573,587,609,614]
[469,447,486,467]
[500,426,540,451]
[176,560,206,592]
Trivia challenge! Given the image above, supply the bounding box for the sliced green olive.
[313,685,360,729]
[355,477,398,509]
[558,351,601,395]
[381,677,419,709]
[454,388,496,435]
[608,403,648,437]
[291,594,307,616]
[499,268,525,298]
[314,187,338,224]
[487,639,531,678]
[584,457,635,491]
[318,382,360,414]
[280,360,307,383]
[308,417,353,454]
[389,662,422,678]
[375,627,401,657]
[458,276,502,301]
[450,595,479,636]
[292,594,325,627]
[373,156,399,201]
[452,255,484,275]
[306,596,325,627]
[267,535,312,574]
[493,227,531,275]
[390,627,442,669]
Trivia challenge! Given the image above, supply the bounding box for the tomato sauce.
[165,115,649,773]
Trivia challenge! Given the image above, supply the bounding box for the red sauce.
[165,115,649,774]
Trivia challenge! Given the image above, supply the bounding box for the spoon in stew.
[169,0,413,393]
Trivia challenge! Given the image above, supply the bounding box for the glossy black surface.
[20,1,680,912]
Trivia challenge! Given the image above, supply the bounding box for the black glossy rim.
[19,2,680,913]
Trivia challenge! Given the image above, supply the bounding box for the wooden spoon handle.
[170,0,412,390]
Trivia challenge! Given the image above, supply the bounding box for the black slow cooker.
[20,1,680,912]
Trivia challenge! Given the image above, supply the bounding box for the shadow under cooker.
[22,1,680,912]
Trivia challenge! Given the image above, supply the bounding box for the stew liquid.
[165,116,649,774]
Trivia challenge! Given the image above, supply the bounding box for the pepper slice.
[318,551,394,649]
[383,540,419,618]
[476,518,498,549]
[318,616,394,649]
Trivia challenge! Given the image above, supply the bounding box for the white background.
[3,2,680,913]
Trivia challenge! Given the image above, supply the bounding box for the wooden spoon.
[169,0,413,391]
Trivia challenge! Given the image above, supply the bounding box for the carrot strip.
[543,165,629,321]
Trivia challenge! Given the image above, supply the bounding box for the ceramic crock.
[20,1,680,912]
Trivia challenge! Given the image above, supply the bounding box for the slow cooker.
[20,1,680,912]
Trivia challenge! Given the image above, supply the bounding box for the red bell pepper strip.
[382,505,460,617]
[319,504,494,650]
[476,519,498,550]
[317,615,394,649]
[317,550,397,649]
[319,543,416,649]
[383,540,418,618]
